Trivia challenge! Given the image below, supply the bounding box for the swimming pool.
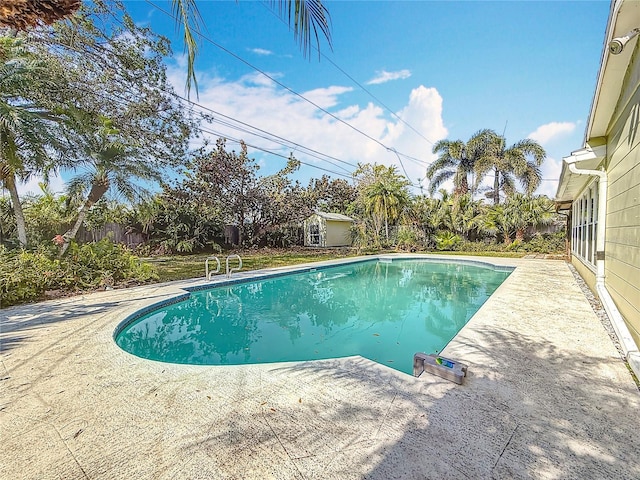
[115,257,513,374]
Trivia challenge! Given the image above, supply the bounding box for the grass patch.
[145,247,528,283]
[146,248,362,283]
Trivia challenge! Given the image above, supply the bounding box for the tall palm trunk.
[383,196,389,241]
[59,178,109,257]
[493,168,500,205]
[4,171,27,247]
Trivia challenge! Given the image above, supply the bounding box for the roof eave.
[555,145,607,203]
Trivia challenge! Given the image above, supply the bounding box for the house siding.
[571,256,597,292]
[603,69,640,346]
[324,220,351,247]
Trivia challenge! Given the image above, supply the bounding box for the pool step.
[413,353,467,384]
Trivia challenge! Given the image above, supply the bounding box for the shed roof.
[314,212,354,222]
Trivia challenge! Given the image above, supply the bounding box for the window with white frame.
[309,224,321,246]
[571,180,598,267]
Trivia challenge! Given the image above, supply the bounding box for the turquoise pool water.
[115,258,512,374]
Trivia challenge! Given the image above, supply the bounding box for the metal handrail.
[205,256,221,280]
[226,254,242,277]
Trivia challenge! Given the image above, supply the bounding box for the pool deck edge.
[1,255,639,479]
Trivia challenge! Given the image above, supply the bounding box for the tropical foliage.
[427,129,546,205]
[469,129,545,204]
[0,0,566,309]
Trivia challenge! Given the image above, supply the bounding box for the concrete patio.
[1,256,639,479]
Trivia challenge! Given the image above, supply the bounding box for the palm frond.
[171,0,202,98]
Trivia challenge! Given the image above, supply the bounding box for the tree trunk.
[383,197,389,241]
[58,179,109,257]
[493,168,500,205]
[515,229,525,242]
[5,172,28,247]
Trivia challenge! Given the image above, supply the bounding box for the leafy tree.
[306,175,356,214]
[0,37,63,247]
[184,139,261,246]
[410,195,443,242]
[11,3,197,254]
[353,163,411,243]
[252,155,312,246]
[27,1,197,173]
[83,198,132,233]
[22,183,74,245]
[426,139,476,197]
[468,129,546,205]
[182,139,309,247]
[3,1,332,97]
[131,191,222,254]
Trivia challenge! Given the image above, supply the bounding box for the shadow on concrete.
[0,292,176,353]
[177,326,640,479]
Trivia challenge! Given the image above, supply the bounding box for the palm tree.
[504,194,555,242]
[0,37,60,247]
[426,139,476,197]
[478,194,555,245]
[0,0,80,30]
[362,165,411,242]
[59,115,159,256]
[469,129,545,205]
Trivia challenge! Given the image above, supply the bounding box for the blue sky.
[33,1,612,199]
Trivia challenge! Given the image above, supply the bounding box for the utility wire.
[259,1,436,147]
[67,80,355,179]
[44,9,429,191]
[39,30,360,177]
[144,0,434,172]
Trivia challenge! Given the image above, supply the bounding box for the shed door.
[309,224,321,246]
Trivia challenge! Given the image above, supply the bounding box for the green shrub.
[396,225,427,251]
[456,241,506,253]
[58,240,158,289]
[0,240,158,308]
[0,246,58,306]
[521,232,566,254]
[435,231,461,251]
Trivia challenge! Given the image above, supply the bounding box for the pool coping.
[112,254,517,366]
[2,254,639,479]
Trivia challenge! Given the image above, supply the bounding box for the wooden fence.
[77,222,145,248]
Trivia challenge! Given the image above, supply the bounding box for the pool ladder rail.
[205,255,243,280]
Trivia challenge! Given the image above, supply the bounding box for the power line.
[41,8,434,193]
[35,28,362,178]
[67,79,356,180]
[144,0,434,175]
[163,89,357,173]
[259,1,436,148]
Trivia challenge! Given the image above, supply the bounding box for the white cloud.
[528,121,576,146]
[366,69,412,85]
[16,173,66,197]
[249,48,274,56]
[536,156,563,199]
[168,65,447,190]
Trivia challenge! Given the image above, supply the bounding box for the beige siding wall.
[325,221,351,247]
[604,69,640,347]
[572,257,597,295]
